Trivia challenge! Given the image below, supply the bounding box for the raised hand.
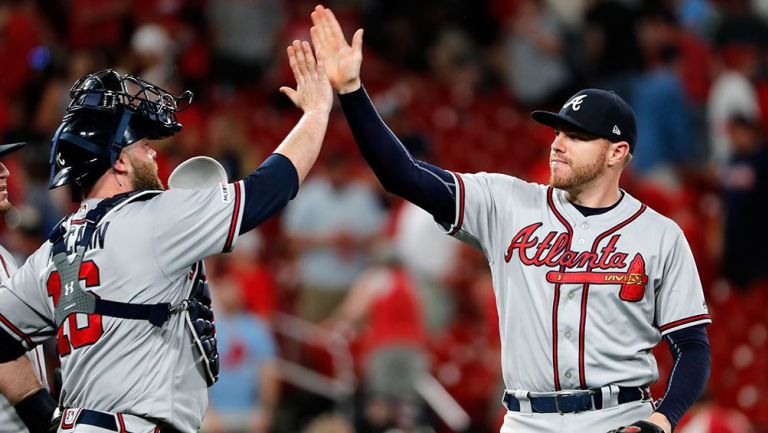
[310,4,364,94]
[280,40,333,114]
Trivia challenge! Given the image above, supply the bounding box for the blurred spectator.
[283,151,386,322]
[427,27,484,108]
[546,0,590,29]
[392,201,459,332]
[719,114,768,289]
[33,50,105,137]
[130,23,176,88]
[714,0,768,48]
[3,204,44,264]
[584,0,643,95]
[204,277,279,433]
[325,255,429,432]
[501,0,571,107]
[0,1,43,100]
[707,43,760,167]
[227,230,278,320]
[430,244,500,433]
[206,0,285,85]
[67,0,130,51]
[17,143,68,236]
[631,42,695,189]
[675,0,719,39]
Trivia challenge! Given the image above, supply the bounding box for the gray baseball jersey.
[0,245,48,433]
[0,181,246,432]
[442,173,710,392]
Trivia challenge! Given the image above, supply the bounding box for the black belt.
[69,408,182,433]
[502,386,650,414]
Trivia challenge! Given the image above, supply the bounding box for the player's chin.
[549,166,570,187]
[0,198,12,213]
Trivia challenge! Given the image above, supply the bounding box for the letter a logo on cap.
[563,95,588,111]
[613,125,621,135]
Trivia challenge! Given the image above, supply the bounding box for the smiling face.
[548,127,612,191]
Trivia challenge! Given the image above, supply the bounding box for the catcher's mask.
[49,69,193,191]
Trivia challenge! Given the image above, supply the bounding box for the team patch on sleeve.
[222,181,245,253]
[219,182,231,203]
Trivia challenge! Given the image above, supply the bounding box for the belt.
[61,408,182,433]
[502,386,651,414]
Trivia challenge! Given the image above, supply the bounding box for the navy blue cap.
[0,142,25,157]
[531,89,637,153]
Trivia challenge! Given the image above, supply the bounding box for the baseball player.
[309,5,711,433]
[0,142,53,433]
[0,39,332,433]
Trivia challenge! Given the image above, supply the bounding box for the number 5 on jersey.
[46,260,103,356]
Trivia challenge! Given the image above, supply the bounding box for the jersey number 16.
[46,261,104,357]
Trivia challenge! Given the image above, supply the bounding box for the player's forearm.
[274,109,331,185]
[654,325,711,431]
[239,154,299,234]
[338,85,455,223]
[0,355,43,405]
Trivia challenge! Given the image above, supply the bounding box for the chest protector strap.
[49,190,219,385]
[49,190,176,328]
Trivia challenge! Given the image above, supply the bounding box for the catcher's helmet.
[49,69,192,189]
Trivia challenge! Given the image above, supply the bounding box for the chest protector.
[48,190,219,386]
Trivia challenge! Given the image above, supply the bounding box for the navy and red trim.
[0,313,33,348]
[222,182,242,252]
[117,413,134,433]
[546,187,573,391]
[0,255,9,279]
[448,172,465,235]
[659,314,712,333]
[577,204,647,389]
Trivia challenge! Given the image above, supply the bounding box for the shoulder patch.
[220,183,231,203]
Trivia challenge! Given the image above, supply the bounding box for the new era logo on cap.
[530,88,638,153]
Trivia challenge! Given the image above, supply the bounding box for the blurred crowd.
[1,0,768,432]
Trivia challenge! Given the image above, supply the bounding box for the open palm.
[310,5,364,94]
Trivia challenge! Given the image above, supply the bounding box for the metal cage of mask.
[49,69,193,189]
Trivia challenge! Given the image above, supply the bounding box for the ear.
[606,141,630,167]
[113,150,131,176]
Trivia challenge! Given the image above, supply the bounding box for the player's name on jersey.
[60,221,111,256]
[504,222,628,270]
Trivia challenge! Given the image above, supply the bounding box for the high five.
[309,5,711,433]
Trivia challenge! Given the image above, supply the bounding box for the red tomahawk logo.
[546,254,648,302]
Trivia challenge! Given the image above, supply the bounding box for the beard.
[549,152,606,190]
[130,157,165,191]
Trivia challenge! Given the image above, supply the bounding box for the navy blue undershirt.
[338,85,709,430]
[572,191,624,216]
[239,152,299,234]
